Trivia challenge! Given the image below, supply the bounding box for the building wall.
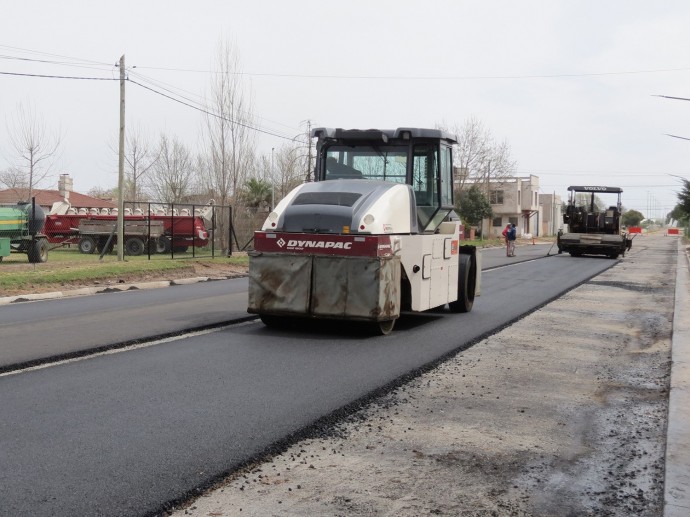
[484,175,542,238]
[520,175,540,236]
[539,193,563,236]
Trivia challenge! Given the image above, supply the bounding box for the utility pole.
[117,54,126,261]
[484,160,491,239]
[270,147,275,211]
[306,120,312,182]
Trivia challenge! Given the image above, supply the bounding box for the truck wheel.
[125,237,145,256]
[154,236,171,254]
[28,238,48,264]
[78,236,97,254]
[260,314,289,329]
[449,253,476,313]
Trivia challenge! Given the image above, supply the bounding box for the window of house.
[490,190,504,204]
[509,216,519,226]
[492,217,503,227]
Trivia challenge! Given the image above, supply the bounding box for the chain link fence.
[43,201,234,259]
[230,206,268,252]
[8,198,268,260]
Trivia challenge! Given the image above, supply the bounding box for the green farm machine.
[0,199,49,263]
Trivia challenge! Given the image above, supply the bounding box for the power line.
[21,43,687,82]
[653,94,690,102]
[128,70,211,112]
[127,78,297,141]
[666,134,690,141]
[128,76,299,142]
[0,44,112,67]
[1,59,305,143]
[133,65,690,81]
[128,71,301,142]
[519,169,689,177]
[0,55,114,73]
[0,70,118,80]
[129,69,306,140]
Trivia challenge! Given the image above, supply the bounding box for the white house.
[539,193,563,236]
[464,175,540,238]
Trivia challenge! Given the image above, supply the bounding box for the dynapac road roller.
[248,127,481,334]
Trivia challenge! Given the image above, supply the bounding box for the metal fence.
[4,197,267,259]
[230,206,269,252]
[39,200,233,259]
[117,201,234,259]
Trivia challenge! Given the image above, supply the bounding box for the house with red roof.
[0,174,116,213]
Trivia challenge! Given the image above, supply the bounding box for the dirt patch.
[171,236,675,516]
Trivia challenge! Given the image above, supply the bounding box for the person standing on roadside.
[506,224,517,257]
[502,223,511,257]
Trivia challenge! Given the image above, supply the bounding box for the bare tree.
[438,117,517,191]
[87,185,116,201]
[272,143,306,200]
[0,166,29,190]
[199,37,256,251]
[200,39,256,204]
[110,125,158,202]
[147,134,196,204]
[4,102,63,200]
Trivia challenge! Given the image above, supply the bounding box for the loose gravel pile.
[173,236,676,516]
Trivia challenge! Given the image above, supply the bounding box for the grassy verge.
[1,235,556,295]
[466,235,555,248]
[0,248,249,294]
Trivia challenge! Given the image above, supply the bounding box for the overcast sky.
[2,0,689,219]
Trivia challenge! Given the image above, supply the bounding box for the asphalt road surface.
[0,243,556,371]
[0,245,617,516]
[169,235,677,516]
[0,277,251,370]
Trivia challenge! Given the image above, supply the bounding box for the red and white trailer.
[43,204,214,254]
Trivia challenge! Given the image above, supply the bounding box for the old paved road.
[0,244,618,516]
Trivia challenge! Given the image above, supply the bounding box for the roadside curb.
[0,277,212,306]
[664,242,690,516]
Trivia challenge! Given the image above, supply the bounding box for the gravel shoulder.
[168,235,678,517]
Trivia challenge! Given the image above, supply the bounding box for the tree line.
[669,180,690,229]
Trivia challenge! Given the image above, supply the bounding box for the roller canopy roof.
[311,127,457,144]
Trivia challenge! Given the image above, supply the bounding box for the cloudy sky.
[2,0,689,219]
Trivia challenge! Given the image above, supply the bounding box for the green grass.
[0,248,248,294]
